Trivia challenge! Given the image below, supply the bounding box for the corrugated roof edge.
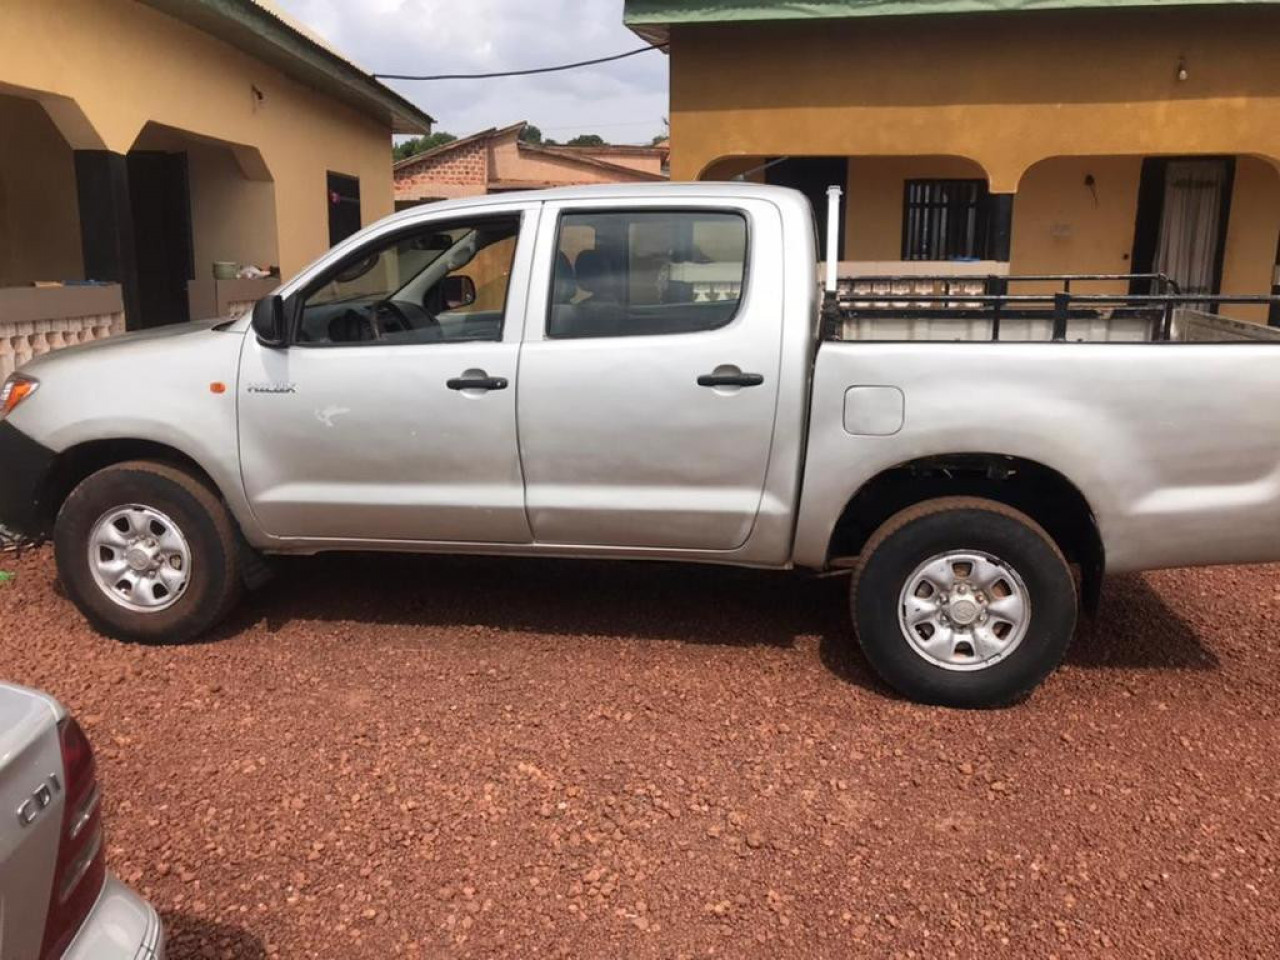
[625,0,1280,42]
[142,0,434,134]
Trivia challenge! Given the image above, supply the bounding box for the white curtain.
[1154,159,1228,299]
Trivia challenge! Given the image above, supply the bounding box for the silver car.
[0,682,164,960]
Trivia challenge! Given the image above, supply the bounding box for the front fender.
[5,325,264,544]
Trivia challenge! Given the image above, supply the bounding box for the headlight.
[0,374,38,419]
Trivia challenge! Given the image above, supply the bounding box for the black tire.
[851,497,1076,708]
[54,461,243,643]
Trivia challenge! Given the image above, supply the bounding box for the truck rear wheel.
[54,461,243,643]
[851,497,1076,708]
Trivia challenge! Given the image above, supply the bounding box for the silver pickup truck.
[2,183,1278,707]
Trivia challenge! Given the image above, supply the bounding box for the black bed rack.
[827,273,1280,341]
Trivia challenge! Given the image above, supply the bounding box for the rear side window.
[548,210,747,339]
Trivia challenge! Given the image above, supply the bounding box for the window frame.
[288,211,525,349]
[901,178,990,262]
[546,206,753,341]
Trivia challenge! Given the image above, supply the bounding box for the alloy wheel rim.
[897,550,1030,672]
[87,505,192,613]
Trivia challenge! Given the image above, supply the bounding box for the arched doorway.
[128,123,280,328]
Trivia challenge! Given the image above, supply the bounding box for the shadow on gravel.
[204,551,894,695]
[228,552,849,645]
[209,554,1216,680]
[1069,573,1219,671]
[160,912,266,960]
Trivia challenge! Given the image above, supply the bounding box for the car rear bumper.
[0,420,55,539]
[63,874,165,960]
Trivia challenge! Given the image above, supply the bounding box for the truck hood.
[19,318,237,374]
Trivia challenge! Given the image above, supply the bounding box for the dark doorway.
[1130,156,1235,299]
[1271,232,1280,327]
[764,157,848,259]
[328,172,361,247]
[127,151,193,330]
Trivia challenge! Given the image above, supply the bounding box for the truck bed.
[794,331,1280,576]
[830,273,1280,343]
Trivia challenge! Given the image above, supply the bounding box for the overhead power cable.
[373,43,667,81]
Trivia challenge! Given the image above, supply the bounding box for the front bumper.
[0,420,56,539]
[64,874,166,960]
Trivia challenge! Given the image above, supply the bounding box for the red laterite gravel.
[1,548,1277,958]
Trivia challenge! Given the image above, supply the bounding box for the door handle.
[697,372,764,388]
[447,375,508,391]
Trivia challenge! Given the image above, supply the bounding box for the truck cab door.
[237,205,538,544]
[516,199,785,551]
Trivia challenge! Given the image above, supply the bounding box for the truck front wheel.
[851,497,1077,708]
[54,461,243,643]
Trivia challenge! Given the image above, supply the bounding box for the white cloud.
[271,0,669,144]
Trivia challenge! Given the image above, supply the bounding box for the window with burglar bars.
[902,179,990,261]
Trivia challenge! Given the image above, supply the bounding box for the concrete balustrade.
[0,285,125,378]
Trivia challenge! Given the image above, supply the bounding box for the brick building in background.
[394,122,668,208]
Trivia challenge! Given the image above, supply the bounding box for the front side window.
[298,215,520,346]
[549,210,747,339]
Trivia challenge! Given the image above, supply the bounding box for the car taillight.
[38,716,106,960]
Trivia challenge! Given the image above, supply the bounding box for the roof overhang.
[625,0,1280,43]
[140,0,433,134]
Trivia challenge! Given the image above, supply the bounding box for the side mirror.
[252,294,288,347]
[441,275,476,310]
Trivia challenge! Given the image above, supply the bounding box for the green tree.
[519,124,543,145]
[393,131,457,161]
[566,134,606,147]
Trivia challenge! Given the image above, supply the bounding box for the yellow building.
[627,0,1280,322]
[0,0,431,362]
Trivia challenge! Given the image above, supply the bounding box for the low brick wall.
[0,285,125,378]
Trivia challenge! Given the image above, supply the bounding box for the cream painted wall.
[186,141,280,274]
[670,9,1280,190]
[670,8,1280,317]
[1,0,396,279]
[1010,156,1143,293]
[699,157,766,183]
[132,123,280,278]
[0,94,84,285]
[844,156,986,261]
[1221,156,1280,323]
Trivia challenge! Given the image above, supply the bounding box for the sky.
[271,0,670,144]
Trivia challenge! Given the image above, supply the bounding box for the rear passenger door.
[516,199,785,551]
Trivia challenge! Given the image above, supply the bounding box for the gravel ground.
[1,547,1278,959]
